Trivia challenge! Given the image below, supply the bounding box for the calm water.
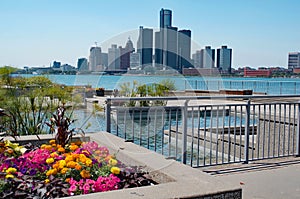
[15,74,300,94]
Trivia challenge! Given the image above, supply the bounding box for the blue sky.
[0,0,299,68]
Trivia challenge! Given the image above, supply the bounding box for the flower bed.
[0,139,156,198]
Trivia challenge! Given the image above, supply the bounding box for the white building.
[217,46,232,73]
[288,52,300,69]
[89,46,102,71]
[130,52,141,69]
[108,44,120,70]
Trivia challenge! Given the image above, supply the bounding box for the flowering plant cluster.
[0,139,123,197]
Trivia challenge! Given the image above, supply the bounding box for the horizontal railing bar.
[106,94,300,102]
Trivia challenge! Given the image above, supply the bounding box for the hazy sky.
[0,0,299,68]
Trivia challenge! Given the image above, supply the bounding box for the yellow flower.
[46,168,58,176]
[45,145,53,151]
[79,154,87,163]
[110,167,120,175]
[6,167,17,174]
[46,158,55,164]
[80,170,90,178]
[5,174,14,179]
[49,140,56,144]
[109,158,118,166]
[41,144,47,149]
[45,179,50,184]
[75,164,82,171]
[65,155,74,163]
[66,161,77,169]
[61,168,69,174]
[85,158,93,167]
[69,144,78,151]
[58,160,66,169]
[50,152,58,158]
[58,147,65,153]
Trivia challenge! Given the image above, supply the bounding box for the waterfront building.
[178,29,192,71]
[108,44,120,70]
[192,50,203,68]
[155,8,191,72]
[137,26,153,67]
[120,38,135,70]
[217,46,232,73]
[288,52,300,69]
[244,68,272,77]
[160,8,172,28]
[202,46,215,68]
[89,46,102,71]
[52,61,61,68]
[130,52,140,69]
[77,58,88,71]
[101,53,108,68]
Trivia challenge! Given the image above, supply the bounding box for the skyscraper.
[120,37,135,70]
[89,46,102,71]
[178,29,192,70]
[155,8,191,72]
[77,58,88,71]
[202,46,215,68]
[160,8,172,28]
[192,50,203,68]
[108,44,120,70]
[137,26,153,67]
[217,46,232,73]
[288,52,300,69]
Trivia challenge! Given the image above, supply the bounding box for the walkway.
[201,157,300,199]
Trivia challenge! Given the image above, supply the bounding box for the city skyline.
[0,0,299,68]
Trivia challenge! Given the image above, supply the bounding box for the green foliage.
[118,79,176,107]
[0,67,74,137]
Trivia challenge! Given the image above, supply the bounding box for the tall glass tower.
[160,8,172,28]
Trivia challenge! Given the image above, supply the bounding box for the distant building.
[108,44,120,70]
[61,64,76,72]
[217,46,232,73]
[155,8,191,72]
[77,58,88,71]
[182,68,219,76]
[160,8,172,28]
[192,50,203,68]
[244,68,272,77]
[101,53,108,68]
[120,38,135,70]
[137,26,153,67]
[52,61,61,68]
[178,29,192,70]
[89,46,102,71]
[288,52,300,69]
[130,53,140,69]
[202,46,215,68]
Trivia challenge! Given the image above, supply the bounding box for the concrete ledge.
[7,132,242,199]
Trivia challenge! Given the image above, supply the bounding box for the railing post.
[182,100,189,164]
[296,101,300,156]
[244,100,251,163]
[105,98,111,133]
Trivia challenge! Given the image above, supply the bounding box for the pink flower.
[83,183,90,194]
[68,184,77,194]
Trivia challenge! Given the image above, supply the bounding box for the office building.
[89,46,102,71]
[108,44,120,70]
[192,50,203,68]
[160,8,172,28]
[130,53,140,69]
[217,46,232,73]
[137,26,153,67]
[52,61,61,68]
[101,53,108,68]
[288,52,300,69]
[155,8,191,72]
[77,58,88,71]
[202,46,215,68]
[120,38,135,70]
[178,29,192,70]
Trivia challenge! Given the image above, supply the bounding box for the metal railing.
[105,95,300,167]
[185,79,300,95]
